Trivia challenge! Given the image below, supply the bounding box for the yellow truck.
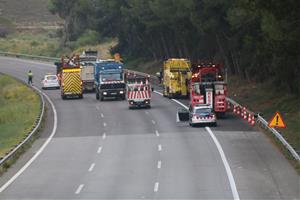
[60,56,83,99]
[163,58,191,98]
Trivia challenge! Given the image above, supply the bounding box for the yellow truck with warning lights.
[60,55,83,99]
[163,58,191,98]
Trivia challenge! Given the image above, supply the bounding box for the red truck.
[189,63,227,117]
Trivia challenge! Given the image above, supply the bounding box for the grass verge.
[0,74,40,158]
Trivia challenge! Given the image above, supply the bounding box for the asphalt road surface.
[0,56,299,199]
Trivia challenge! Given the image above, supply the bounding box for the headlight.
[120,90,124,94]
[103,92,107,95]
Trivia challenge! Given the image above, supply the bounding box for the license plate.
[111,93,117,95]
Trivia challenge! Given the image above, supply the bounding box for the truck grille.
[100,83,126,89]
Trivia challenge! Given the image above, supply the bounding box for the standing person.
[27,70,33,85]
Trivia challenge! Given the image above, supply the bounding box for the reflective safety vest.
[28,72,33,77]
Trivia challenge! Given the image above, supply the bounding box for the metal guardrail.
[0,84,45,167]
[227,97,300,163]
[0,51,59,62]
[1,52,298,163]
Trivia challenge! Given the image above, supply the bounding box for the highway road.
[0,56,299,199]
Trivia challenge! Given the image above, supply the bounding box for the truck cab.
[163,58,191,98]
[190,63,227,117]
[95,60,126,101]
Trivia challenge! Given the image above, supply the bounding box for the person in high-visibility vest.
[27,70,33,85]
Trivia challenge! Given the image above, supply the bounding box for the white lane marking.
[103,122,107,127]
[75,184,84,194]
[157,160,162,169]
[96,106,100,111]
[154,182,159,192]
[0,88,58,193]
[158,144,162,152]
[155,130,160,137]
[152,120,156,125]
[156,91,240,200]
[97,146,103,154]
[145,111,149,115]
[88,163,95,172]
[171,99,188,109]
[102,133,106,140]
[205,127,240,200]
[154,91,163,96]
[100,113,104,118]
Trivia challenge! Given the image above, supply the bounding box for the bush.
[0,17,15,37]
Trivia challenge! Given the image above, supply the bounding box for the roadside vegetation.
[228,76,300,170]
[0,31,61,57]
[0,74,40,158]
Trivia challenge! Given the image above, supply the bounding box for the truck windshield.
[101,73,122,82]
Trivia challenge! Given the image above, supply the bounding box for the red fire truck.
[126,73,151,109]
[189,63,227,117]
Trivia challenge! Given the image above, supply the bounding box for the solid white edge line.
[0,89,57,193]
[154,182,159,192]
[205,127,240,200]
[153,91,163,96]
[88,163,95,172]
[75,184,84,194]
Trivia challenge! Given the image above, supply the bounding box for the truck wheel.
[79,94,83,99]
[61,94,66,100]
[96,92,99,100]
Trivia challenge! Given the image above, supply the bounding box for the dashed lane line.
[75,184,84,194]
[97,147,103,154]
[157,160,162,169]
[102,133,106,140]
[88,163,95,172]
[158,144,162,152]
[154,182,159,192]
[155,130,160,137]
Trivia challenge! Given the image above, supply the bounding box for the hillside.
[0,0,61,26]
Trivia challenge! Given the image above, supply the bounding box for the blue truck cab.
[95,60,126,101]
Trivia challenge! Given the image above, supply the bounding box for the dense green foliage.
[49,0,300,95]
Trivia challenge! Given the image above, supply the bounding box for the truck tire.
[79,94,83,99]
[61,94,66,100]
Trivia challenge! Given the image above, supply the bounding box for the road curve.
[0,57,299,199]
